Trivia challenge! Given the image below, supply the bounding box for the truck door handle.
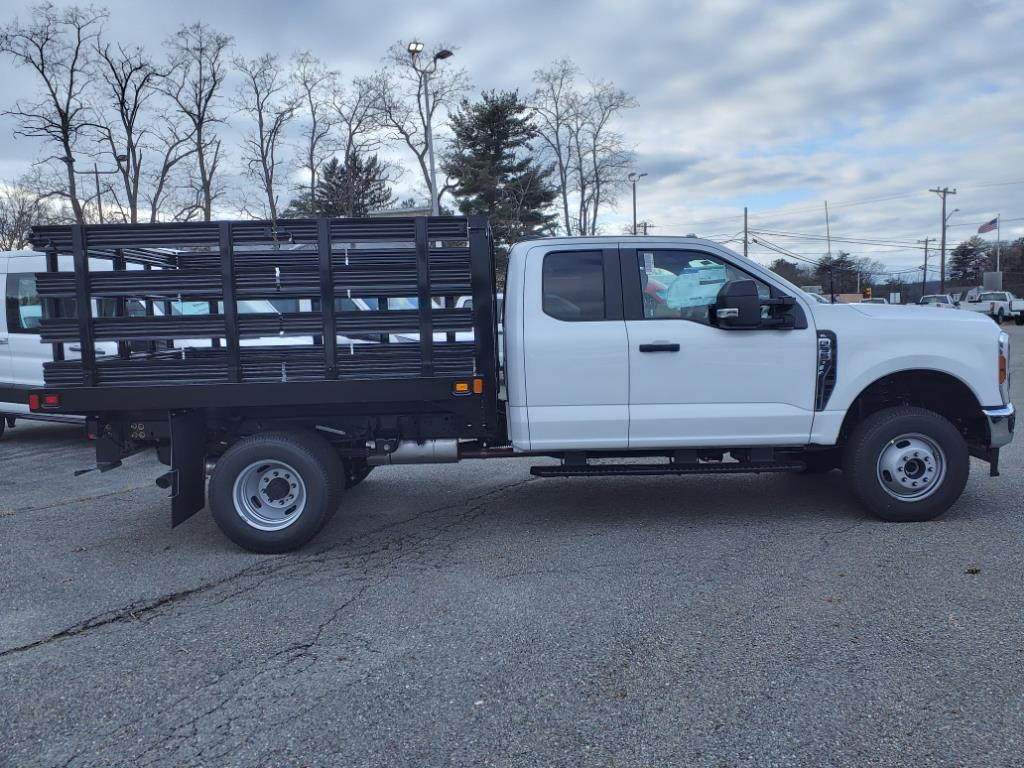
[639,343,680,353]
[0,337,8,345]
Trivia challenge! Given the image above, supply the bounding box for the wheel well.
[839,370,987,445]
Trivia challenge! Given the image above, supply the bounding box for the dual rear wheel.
[209,430,357,553]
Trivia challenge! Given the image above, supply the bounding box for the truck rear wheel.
[843,406,968,522]
[1015,314,1024,326]
[208,430,344,553]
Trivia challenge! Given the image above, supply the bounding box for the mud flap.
[168,410,206,527]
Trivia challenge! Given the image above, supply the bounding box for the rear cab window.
[542,251,606,321]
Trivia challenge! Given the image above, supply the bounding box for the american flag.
[978,217,998,234]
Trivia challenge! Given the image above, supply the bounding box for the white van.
[1,251,122,431]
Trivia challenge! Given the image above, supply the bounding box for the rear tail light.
[28,394,40,411]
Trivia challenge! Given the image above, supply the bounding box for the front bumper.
[983,404,1015,448]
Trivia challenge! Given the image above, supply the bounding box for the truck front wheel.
[843,406,968,522]
[208,430,344,553]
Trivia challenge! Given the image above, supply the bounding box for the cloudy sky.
[2,0,1022,277]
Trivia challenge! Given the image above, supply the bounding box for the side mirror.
[714,279,762,330]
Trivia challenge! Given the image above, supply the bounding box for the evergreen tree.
[768,258,812,287]
[444,90,558,254]
[284,153,395,217]
[948,236,992,285]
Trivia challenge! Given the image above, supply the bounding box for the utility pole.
[743,206,748,257]
[929,186,957,293]
[824,200,832,260]
[918,237,935,297]
[640,221,650,236]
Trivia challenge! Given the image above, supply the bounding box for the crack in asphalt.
[4,483,153,516]
[122,476,536,767]
[0,476,534,660]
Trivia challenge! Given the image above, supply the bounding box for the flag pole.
[996,214,1001,272]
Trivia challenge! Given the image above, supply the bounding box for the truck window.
[5,273,76,334]
[634,251,771,324]
[542,251,605,321]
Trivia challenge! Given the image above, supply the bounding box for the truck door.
[623,246,816,448]
[522,246,628,450]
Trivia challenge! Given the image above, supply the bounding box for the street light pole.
[627,172,647,235]
[93,163,104,224]
[408,42,453,217]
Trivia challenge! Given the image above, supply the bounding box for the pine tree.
[444,90,558,254]
[948,236,992,285]
[284,153,395,218]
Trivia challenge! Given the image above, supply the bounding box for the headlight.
[999,331,1011,404]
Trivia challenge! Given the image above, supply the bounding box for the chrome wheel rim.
[876,433,946,502]
[232,460,307,531]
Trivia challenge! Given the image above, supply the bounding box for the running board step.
[530,461,805,478]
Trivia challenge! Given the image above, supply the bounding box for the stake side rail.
[26,215,501,440]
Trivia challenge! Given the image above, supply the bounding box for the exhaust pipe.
[367,439,459,466]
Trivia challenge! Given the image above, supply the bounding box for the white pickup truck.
[6,217,1015,553]
[961,290,1024,325]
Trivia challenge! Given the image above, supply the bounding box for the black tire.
[1015,314,1024,326]
[994,310,1004,325]
[0,418,5,440]
[344,458,374,489]
[800,449,840,474]
[208,430,344,553]
[842,406,968,522]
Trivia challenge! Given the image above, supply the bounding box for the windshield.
[921,296,949,304]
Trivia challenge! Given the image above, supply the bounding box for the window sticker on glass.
[665,259,728,309]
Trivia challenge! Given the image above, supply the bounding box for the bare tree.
[532,60,636,236]
[161,23,232,221]
[333,74,391,214]
[0,177,59,250]
[235,53,299,222]
[290,51,338,202]
[531,59,578,235]
[144,114,196,222]
[570,80,635,236]
[0,3,108,224]
[374,41,469,210]
[92,42,161,223]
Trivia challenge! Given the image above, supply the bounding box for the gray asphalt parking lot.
[2,325,1023,768]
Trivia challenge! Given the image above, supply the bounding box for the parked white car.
[961,290,1024,325]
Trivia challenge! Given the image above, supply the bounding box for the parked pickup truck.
[961,290,1024,325]
[4,216,1014,553]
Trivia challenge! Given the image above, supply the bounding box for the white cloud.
[0,0,1020,272]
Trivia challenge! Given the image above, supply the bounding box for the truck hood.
[819,303,995,325]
